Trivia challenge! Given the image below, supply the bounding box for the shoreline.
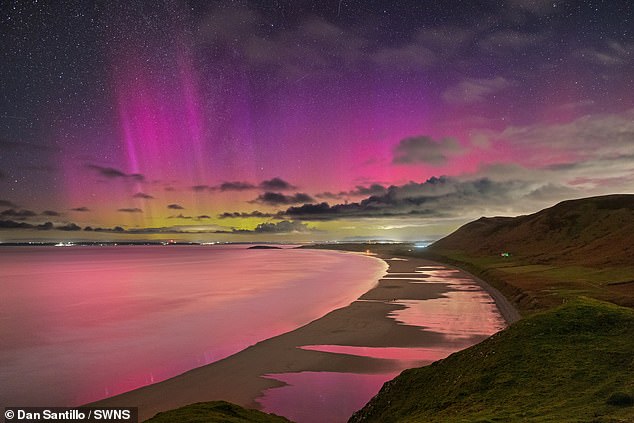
[91,249,519,421]
[432,259,521,325]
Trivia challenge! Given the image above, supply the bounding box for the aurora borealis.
[1,0,634,241]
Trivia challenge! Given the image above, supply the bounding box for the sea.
[0,245,386,406]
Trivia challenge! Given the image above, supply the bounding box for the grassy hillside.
[430,194,634,266]
[426,194,634,313]
[145,401,291,423]
[350,298,634,423]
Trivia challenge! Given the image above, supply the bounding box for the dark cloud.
[0,220,81,231]
[0,200,18,208]
[253,192,315,206]
[283,202,339,220]
[0,220,34,229]
[349,184,388,197]
[218,210,276,219]
[230,220,312,234]
[58,223,82,231]
[86,224,230,235]
[252,220,311,233]
[259,177,296,191]
[218,181,257,191]
[193,178,297,193]
[315,184,388,200]
[167,203,185,210]
[393,136,464,165]
[315,192,342,200]
[1,209,38,219]
[42,210,61,217]
[88,165,126,178]
[118,208,143,213]
[281,176,543,221]
[87,165,145,181]
[168,214,193,219]
[133,192,154,199]
[71,207,90,212]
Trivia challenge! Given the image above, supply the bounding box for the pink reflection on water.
[260,265,507,422]
[258,372,399,423]
[300,345,449,365]
[388,268,506,342]
[0,246,386,406]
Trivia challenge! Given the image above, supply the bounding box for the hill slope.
[145,401,291,423]
[425,194,634,311]
[429,194,634,266]
[349,298,634,422]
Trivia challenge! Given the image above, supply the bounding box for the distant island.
[247,245,283,249]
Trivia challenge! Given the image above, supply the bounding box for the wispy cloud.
[0,200,19,208]
[0,209,38,219]
[133,192,154,199]
[118,208,143,213]
[393,136,464,165]
[87,164,144,181]
[230,220,313,234]
[217,181,257,191]
[193,177,297,192]
[218,210,276,219]
[442,77,512,104]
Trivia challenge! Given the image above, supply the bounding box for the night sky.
[1,0,633,241]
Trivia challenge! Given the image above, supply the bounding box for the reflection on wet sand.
[258,261,507,422]
[259,372,400,423]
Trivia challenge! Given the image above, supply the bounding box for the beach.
[92,250,515,422]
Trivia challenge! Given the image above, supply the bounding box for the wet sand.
[91,253,518,421]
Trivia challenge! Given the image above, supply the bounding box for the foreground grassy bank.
[146,401,291,423]
[349,298,634,422]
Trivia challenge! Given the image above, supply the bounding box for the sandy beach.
[91,252,518,421]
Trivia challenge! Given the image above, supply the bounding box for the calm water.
[0,245,387,406]
[258,265,506,423]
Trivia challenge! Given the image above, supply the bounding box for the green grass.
[145,401,291,423]
[422,248,634,314]
[349,298,634,422]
